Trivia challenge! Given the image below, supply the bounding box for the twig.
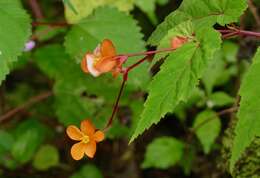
[0,91,53,123]
[248,0,260,28]
[190,107,238,133]
[27,0,44,19]
[32,21,69,27]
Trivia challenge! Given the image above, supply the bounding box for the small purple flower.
[24,40,36,52]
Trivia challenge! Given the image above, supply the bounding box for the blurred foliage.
[0,0,259,178]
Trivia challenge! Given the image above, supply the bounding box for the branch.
[0,91,53,123]
[190,107,238,133]
[248,0,260,28]
[27,0,44,19]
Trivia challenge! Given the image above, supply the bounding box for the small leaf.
[193,110,221,154]
[70,164,103,178]
[142,137,184,169]
[230,47,260,171]
[33,145,59,171]
[0,130,14,152]
[0,1,31,84]
[135,0,157,24]
[207,92,234,108]
[63,0,78,15]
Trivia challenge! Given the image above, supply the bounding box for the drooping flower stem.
[103,56,150,130]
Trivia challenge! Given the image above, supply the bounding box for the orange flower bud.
[171,36,188,49]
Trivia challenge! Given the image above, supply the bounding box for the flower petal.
[84,141,97,158]
[100,39,116,57]
[81,119,95,136]
[66,125,83,141]
[81,55,89,73]
[86,54,101,77]
[71,142,87,160]
[94,130,105,142]
[94,56,118,73]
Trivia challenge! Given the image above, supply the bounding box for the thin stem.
[0,91,53,123]
[191,107,238,133]
[103,56,150,130]
[119,47,175,58]
[32,21,69,27]
[248,0,260,28]
[28,0,44,19]
[238,29,260,37]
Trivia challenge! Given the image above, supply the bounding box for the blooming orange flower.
[171,36,188,49]
[66,119,105,160]
[81,39,122,77]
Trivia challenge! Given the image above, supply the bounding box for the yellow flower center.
[82,135,90,144]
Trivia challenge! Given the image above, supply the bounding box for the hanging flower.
[66,119,105,160]
[81,39,122,77]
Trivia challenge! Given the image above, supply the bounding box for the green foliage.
[207,92,234,108]
[0,0,31,84]
[130,26,221,142]
[11,119,46,164]
[64,7,149,88]
[70,164,103,178]
[142,137,184,169]
[148,0,247,45]
[64,0,134,24]
[193,110,221,154]
[33,145,59,171]
[135,0,157,24]
[230,47,260,171]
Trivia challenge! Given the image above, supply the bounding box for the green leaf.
[142,137,184,169]
[222,41,239,63]
[148,0,247,45]
[0,130,14,154]
[230,47,260,171]
[70,164,103,178]
[207,92,234,108]
[63,0,78,15]
[0,1,31,84]
[11,128,44,164]
[33,145,59,171]
[64,0,134,24]
[130,26,221,142]
[193,110,221,154]
[64,7,149,88]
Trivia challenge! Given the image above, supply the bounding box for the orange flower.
[171,36,188,49]
[81,39,122,77]
[66,119,105,160]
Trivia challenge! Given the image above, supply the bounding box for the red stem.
[103,56,149,130]
[32,21,69,27]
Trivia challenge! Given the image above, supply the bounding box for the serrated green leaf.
[142,137,184,169]
[70,164,103,178]
[148,0,247,45]
[193,110,221,154]
[0,0,31,84]
[207,92,234,108]
[230,47,260,171]
[33,145,59,171]
[130,27,221,142]
[64,0,134,24]
[64,7,149,88]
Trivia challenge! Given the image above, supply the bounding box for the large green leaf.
[230,47,260,171]
[64,7,149,88]
[148,0,247,45]
[142,137,184,169]
[0,1,31,84]
[33,145,59,171]
[193,110,221,153]
[64,0,134,24]
[130,26,221,142]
